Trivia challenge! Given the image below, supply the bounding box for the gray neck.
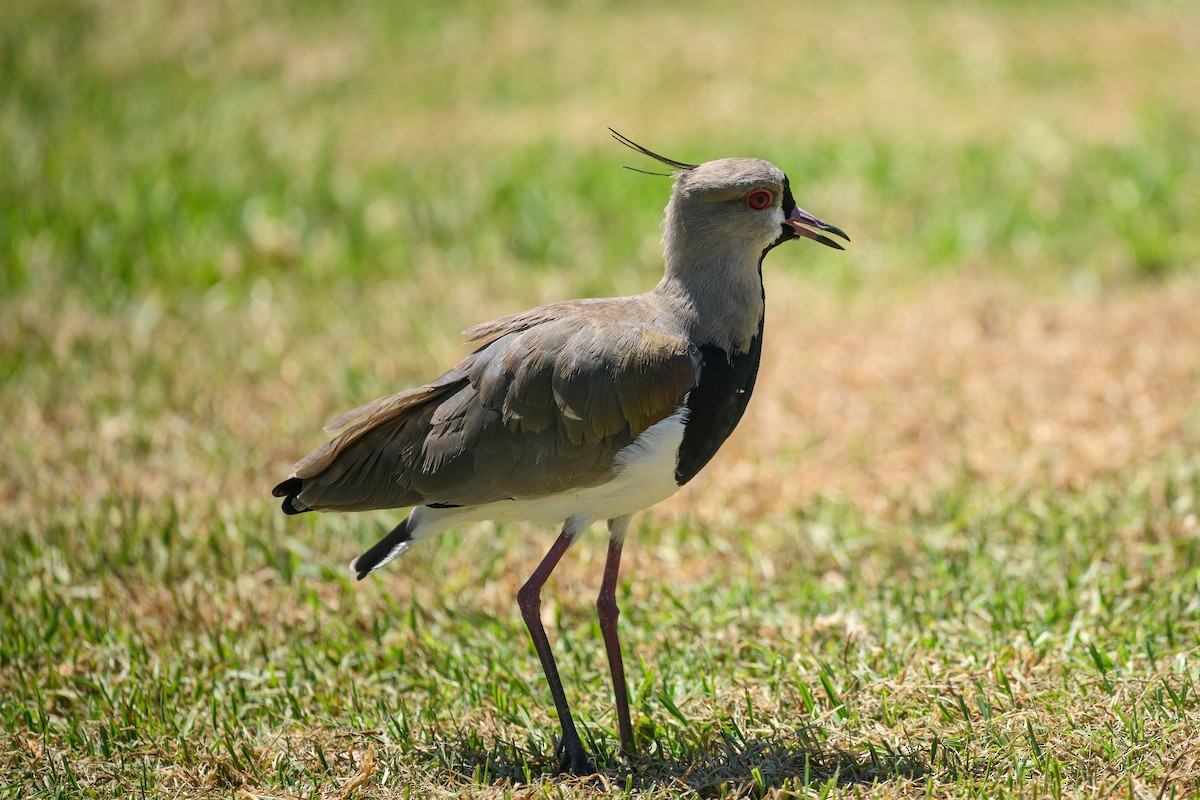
[652,221,766,354]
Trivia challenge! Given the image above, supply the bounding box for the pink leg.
[597,515,635,758]
[517,526,594,775]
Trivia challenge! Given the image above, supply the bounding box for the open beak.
[785,206,851,250]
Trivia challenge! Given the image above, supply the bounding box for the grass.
[4,471,1199,797]
[3,0,1200,797]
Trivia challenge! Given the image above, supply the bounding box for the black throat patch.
[764,175,799,254]
[781,175,796,216]
[674,314,765,486]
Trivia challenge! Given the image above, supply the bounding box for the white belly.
[407,410,688,539]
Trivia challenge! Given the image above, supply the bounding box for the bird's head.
[611,130,850,260]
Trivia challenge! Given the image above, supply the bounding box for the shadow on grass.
[432,728,928,795]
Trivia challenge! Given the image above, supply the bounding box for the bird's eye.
[745,190,773,211]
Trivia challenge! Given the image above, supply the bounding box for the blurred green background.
[5,0,1198,308]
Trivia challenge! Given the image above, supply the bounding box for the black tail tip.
[349,519,412,580]
[280,498,311,515]
[273,477,311,514]
[350,553,372,581]
[272,477,303,498]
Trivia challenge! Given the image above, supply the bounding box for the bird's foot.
[554,739,597,777]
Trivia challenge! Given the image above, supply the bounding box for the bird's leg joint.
[516,580,541,621]
[596,587,620,626]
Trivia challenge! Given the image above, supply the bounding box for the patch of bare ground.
[674,275,1200,524]
[4,275,1199,528]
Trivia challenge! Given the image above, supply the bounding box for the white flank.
[405,410,689,541]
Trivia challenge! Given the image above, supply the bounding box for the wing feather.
[285,299,700,512]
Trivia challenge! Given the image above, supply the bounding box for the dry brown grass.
[680,274,1200,523]
[72,0,1200,160]
[6,274,1200,529]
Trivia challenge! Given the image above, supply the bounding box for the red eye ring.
[745,189,773,211]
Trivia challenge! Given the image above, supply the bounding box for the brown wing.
[283,302,700,512]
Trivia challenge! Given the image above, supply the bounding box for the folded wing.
[278,301,700,512]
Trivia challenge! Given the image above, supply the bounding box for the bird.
[272,130,849,775]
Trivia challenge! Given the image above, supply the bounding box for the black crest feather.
[609,128,698,172]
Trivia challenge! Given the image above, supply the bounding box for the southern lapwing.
[273,131,848,775]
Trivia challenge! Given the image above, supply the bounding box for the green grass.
[2,0,1199,797]
[4,0,1199,307]
[4,470,1199,797]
